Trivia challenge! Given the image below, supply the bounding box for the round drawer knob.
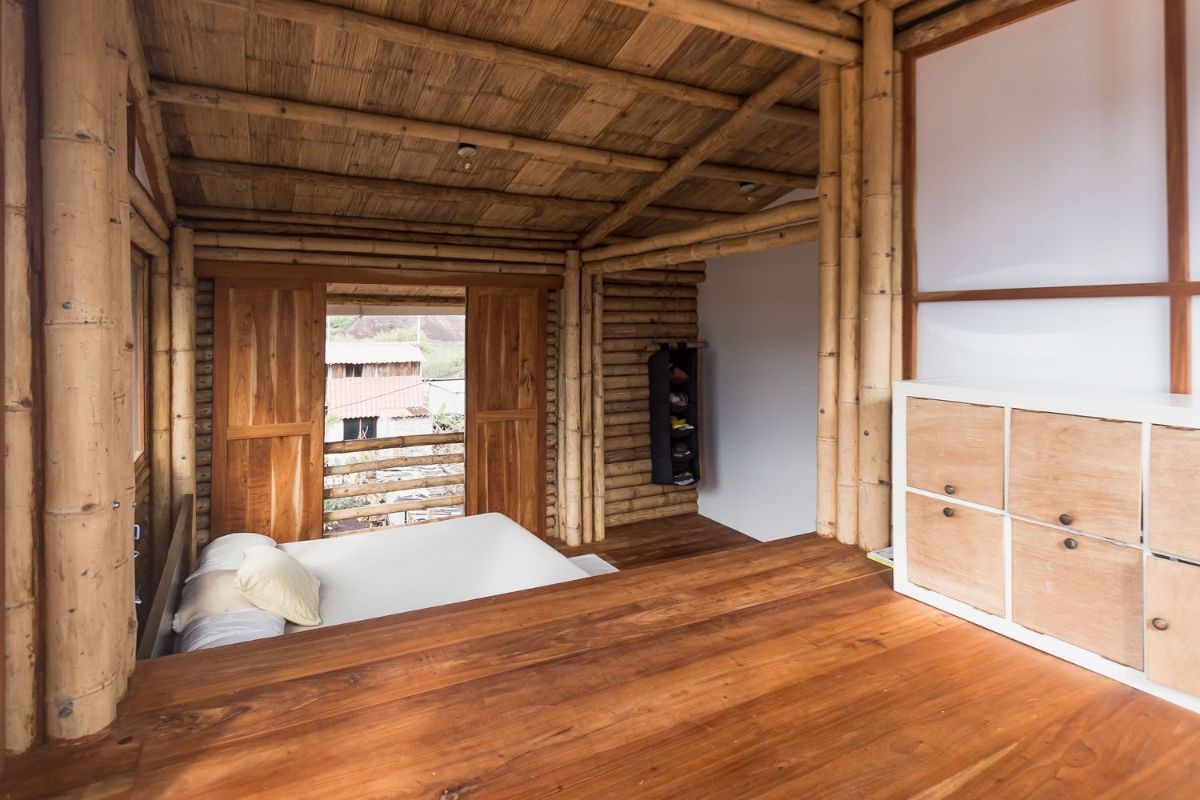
[942,507,954,518]
[1063,537,1078,550]
[944,484,956,495]
[1059,513,1074,526]
[1151,618,1170,632]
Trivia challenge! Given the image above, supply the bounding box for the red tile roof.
[325,376,429,419]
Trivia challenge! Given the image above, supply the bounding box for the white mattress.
[278,513,589,632]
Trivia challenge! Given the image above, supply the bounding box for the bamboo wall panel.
[816,62,841,538]
[195,279,215,544]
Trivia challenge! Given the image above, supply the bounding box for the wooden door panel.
[906,492,1005,616]
[466,287,546,536]
[1146,556,1200,696]
[907,398,1004,508]
[213,279,324,543]
[1148,425,1200,562]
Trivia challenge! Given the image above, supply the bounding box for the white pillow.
[172,569,257,633]
[178,608,286,653]
[189,532,277,581]
[235,545,322,627]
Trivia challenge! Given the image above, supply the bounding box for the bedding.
[235,545,322,626]
[279,512,590,631]
[172,570,257,633]
[179,609,286,652]
[188,532,276,581]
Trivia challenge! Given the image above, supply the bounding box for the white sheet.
[279,513,590,632]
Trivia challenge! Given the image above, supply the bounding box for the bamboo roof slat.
[191,231,567,265]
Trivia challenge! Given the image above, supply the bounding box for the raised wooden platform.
[549,512,756,569]
[6,533,1200,798]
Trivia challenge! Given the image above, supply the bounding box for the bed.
[140,503,591,657]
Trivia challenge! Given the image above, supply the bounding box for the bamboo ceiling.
[136,0,834,239]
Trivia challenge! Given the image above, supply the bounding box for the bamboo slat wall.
[194,279,215,544]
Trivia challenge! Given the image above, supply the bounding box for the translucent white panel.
[916,0,1167,292]
[917,298,1171,392]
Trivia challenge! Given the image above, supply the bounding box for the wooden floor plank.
[5,522,1200,799]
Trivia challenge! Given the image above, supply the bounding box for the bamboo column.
[580,255,595,543]
[891,50,905,384]
[816,62,841,538]
[562,251,583,546]
[3,0,37,752]
[170,226,197,525]
[836,64,862,548]
[150,252,172,578]
[40,0,127,740]
[858,1,895,553]
[591,273,606,543]
[556,291,567,541]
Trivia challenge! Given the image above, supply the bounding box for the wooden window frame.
[902,0,1191,393]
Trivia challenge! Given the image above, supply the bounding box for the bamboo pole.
[170,226,197,519]
[816,62,841,539]
[40,0,126,740]
[170,158,733,225]
[190,221,573,251]
[836,64,862,548]
[324,473,464,500]
[590,224,818,274]
[180,206,579,242]
[891,51,905,383]
[118,0,174,219]
[583,199,820,263]
[3,0,37,752]
[719,0,863,37]
[580,265,595,543]
[130,212,168,257]
[191,231,566,265]
[153,82,815,190]
[324,452,464,477]
[198,0,819,129]
[591,274,607,543]
[562,252,583,546]
[555,289,568,542]
[896,0,1058,51]
[578,58,817,248]
[193,247,561,275]
[324,430,464,455]
[149,252,172,583]
[858,1,895,553]
[127,175,169,242]
[603,0,862,63]
[323,494,466,523]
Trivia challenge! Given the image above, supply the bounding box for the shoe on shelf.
[668,366,690,382]
[673,471,696,486]
[672,442,692,459]
[670,416,695,432]
[669,391,689,410]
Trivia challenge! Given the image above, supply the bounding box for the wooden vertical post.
[816,62,841,538]
[40,0,126,740]
[170,226,197,531]
[562,251,583,546]
[2,0,37,753]
[836,63,862,548]
[1166,0,1190,394]
[591,273,606,542]
[555,290,567,541]
[580,262,594,543]
[858,0,895,552]
[149,252,172,578]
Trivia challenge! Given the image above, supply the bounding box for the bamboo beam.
[40,0,126,740]
[894,0,964,26]
[323,494,466,523]
[191,231,565,265]
[152,81,816,189]
[149,252,172,585]
[170,226,197,520]
[836,64,862,548]
[583,198,820,263]
[179,206,579,242]
[563,252,584,547]
[199,0,820,129]
[118,0,174,219]
[130,211,168,258]
[127,174,168,243]
[816,62,841,539]
[578,58,817,248]
[324,431,464,455]
[896,0,1069,51]
[324,472,464,500]
[326,294,465,308]
[721,0,863,37]
[170,159,733,226]
[194,247,560,275]
[324,452,464,477]
[857,1,894,553]
[187,221,574,251]
[604,0,862,63]
[2,0,37,752]
[590,224,818,274]
[591,274,607,543]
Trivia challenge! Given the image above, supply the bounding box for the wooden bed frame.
[136,495,194,660]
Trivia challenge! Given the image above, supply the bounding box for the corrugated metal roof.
[326,341,425,365]
[326,376,429,419]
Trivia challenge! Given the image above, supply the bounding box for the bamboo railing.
[322,431,466,528]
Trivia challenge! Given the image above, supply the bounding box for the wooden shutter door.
[466,287,546,535]
[212,279,325,543]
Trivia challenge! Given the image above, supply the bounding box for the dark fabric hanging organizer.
[648,344,700,487]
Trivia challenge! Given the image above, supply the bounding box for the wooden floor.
[7,529,1200,798]
[549,512,756,569]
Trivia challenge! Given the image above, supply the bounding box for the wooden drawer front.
[1146,556,1200,696]
[1012,520,1144,668]
[1148,426,1200,563]
[907,398,1004,508]
[1009,411,1142,544]
[906,492,1005,616]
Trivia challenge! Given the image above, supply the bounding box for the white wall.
[697,241,819,542]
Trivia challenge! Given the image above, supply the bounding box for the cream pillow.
[172,570,258,633]
[235,545,322,627]
[189,532,277,581]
